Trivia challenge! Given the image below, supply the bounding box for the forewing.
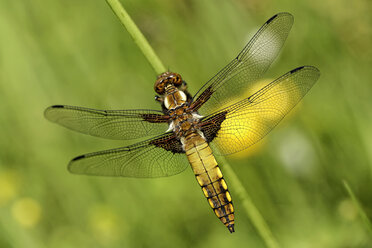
[44,105,169,140]
[68,132,188,177]
[200,66,320,155]
[192,13,294,114]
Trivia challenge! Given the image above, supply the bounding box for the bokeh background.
[1,0,372,247]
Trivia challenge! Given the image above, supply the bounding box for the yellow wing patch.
[212,66,319,156]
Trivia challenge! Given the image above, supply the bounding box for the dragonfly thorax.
[167,105,203,139]
[164,90,187,109]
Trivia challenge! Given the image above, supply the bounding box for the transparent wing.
[192,12,294,114]
[199,66,320,155]
[68,132,188,177]
[44,105,169,140]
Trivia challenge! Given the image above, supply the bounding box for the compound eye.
[172,73,183,86]
[154,81,165,94]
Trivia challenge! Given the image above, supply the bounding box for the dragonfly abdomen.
[184,133,235,233]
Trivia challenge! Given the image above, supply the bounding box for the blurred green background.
[1,0,372,247]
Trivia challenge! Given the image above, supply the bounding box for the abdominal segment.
[185,136,235,233]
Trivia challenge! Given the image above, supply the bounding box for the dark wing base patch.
[199,111,227,143]
[149,133,184,154]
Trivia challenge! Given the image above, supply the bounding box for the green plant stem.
[219,156,280,248]
[105,0,166,74]
[105,1,279,247]
[343,180,372,236]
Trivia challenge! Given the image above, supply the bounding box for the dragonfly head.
[154,72,186,95]
[154,72,190,109]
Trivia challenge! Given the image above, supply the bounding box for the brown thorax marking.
[168,106,201,138]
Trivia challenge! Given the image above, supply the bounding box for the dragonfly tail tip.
[227,224,235,233]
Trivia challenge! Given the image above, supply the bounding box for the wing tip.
[44,105,66,120]
[68,155,86,174]
[266,12,294,24]
[290,65,321,76]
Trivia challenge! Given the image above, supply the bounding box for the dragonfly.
[45,12,320,233]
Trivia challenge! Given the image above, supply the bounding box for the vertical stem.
[105,1,279,247]
[343,180,372,236]
[219,156,280,248]
[105,0,166,74]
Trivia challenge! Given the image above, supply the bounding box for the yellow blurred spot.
[89,205,121,244]
[217,78,302,158]
[229,140,265,159]
[11,197,41,227]
[338,199,357,221]
[0,170,21,206]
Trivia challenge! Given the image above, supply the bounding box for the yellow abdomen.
[184,133,235,233]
